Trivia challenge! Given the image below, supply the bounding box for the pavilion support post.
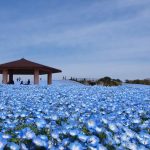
[2,69,8,84]
[34,69,39,85]
[47,73,52,85]
[9,73,13,82]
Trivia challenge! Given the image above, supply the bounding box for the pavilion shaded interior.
[0,58,62,85]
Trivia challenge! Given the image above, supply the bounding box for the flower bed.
[0,83,150,150]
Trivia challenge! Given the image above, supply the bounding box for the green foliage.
[98,132,107,142]
[10,138,21,144]
[70,76,122,86]
[82,126,91,135]
[105,144,116,150]
[5,123,51,147]
[125,79,150,85]
[97,77,122,86]
[13,124,39,135]
[56,117,68,125]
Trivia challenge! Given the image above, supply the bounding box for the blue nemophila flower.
[51,114,58,121]
[20,143,28,150]
[8,123,16,129]
[125,141,138,150]
[87,135,99,147]
[87,146,97,150]
[69,141,83,150]
[48,140,53,149]
[2,134,11,140]
[120,134,130,142]
[51,131,60,140]
[97,144,107,150]
[61,129,68,135]
[14,113,19,118]
[33,137,43,146]
[132,118,141,124]
[95,126,104,133]
[78,134,88,142]
[113,135,121,144]
[108,123,118,132]
[138,145,149,150]
[87,119,96,129]
[35,118,46,128]
[33,136,48,148]
[38,135,48,142]
[0,138,7,149]
[26,118,34,124]
[137,133,150,146]
[26,130,35,140]
[20,112,27,118]
[69,130,79,137]
[19,127,36,140]
[124,128,136,138]
[101,118,108,124]
[58,144,65,150]
[140,121,150,129]
[1,114,6,120]
[7,142,20,150]
[62,138,70,146]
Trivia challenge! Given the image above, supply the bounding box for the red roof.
[0,58,62,74]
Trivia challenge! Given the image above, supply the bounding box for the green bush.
[125,79,150,85]
[97,77,122,86]
[70,77,122,86]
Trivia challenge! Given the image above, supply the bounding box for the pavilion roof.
[0,58,62,74]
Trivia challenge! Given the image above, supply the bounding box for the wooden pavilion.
[0,58,62,85]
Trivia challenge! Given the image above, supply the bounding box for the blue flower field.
[0,81,150,150]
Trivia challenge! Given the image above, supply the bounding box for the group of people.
[20,79,30,85]
[7,78,31,85]
[17,78,30,85]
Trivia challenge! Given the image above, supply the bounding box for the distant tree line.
[125,79,150,85]
[68,76,150,86]
[70,76,122,86]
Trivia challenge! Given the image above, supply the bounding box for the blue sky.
[0,0,150,80]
